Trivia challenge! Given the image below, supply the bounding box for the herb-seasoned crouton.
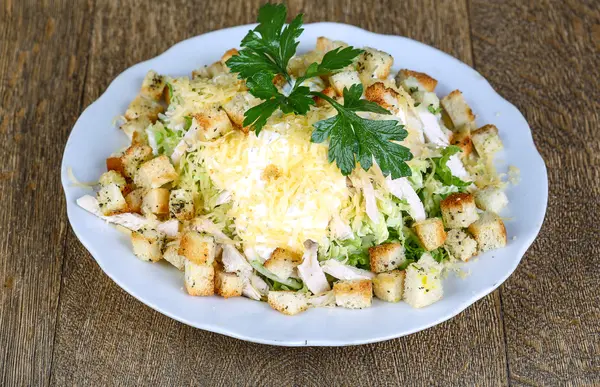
[215,267,244,298]
[313,86,336,107]
[404,254,443,308]
[441,90,475,129]
[267,291,309,315]
[468,212,507,252]
[333,279,373,309]
[440,193,479,228]
[125,188,144,214]
[329,70,361,96]
[178,231,215,265]
[141,188,170,216]
[472,124,503,156]
[99,170,126,191]
[396,69,438,92]
[316,36,348,52]
[364,82,400,111]
[124,95,164,122]
[220,48,239,67]
[120,143,153,179]
[169,189,195,221]
[222,92,261,133]
[444,229,478,261]
[474,186,508,214]
[97,183,128,215]
[184,260,214,296]
[193,107,233,141]
[450,125,473,157]
[413,218,447,251]
[192,62,226,79]
[369,243,406,273]
[106,156,125,175]
[163,239,185,270]
[134,155,178,189]
[263,248,302,280]
[140,70,167,101]
[357,47,393,83]
[131,229,164,262]
[373,270,405,302]
[120,116,151,144]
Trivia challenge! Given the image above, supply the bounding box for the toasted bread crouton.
[99,170,127,191]
[441,90,475,128]
[333,279,373,309]
[125,188,144,214]
[474,186,508,214]
[124,95,164,122]
[472,124,503,157]
[106,156,125,175]
[141,188,170,216]
[169,189,195,221]
[313,86,336,107]
[316,36,348,52]
[263,248,302,280]
[120,116,151,144]
[413,218,447,251]
[178,232,215,265]
[373,270,405,302]
[440,193,479,228]
[357,47,393,83]
[163,240,185,270]
[450,125,473,157]
[184,260,214,296]
[396,69,438,92]
[97,183,128,215]
[220,48,239,67]
[268,291,309,315]
[134,155,177,189]
[215,267,243,298]
[329,70,361,96]
[192,62,226,79]
[468,212,507,252]
[131,229,164,262]
[193,107,233,141]
[369,243,406,273]
[404,254,443,308]
[444,229,478,261]
[222,92,261,133]
[364,82,400,111]
[120,143,153,178]
[140,70,167,101]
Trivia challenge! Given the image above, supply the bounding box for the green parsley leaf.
[312,84,413,178]
[433,145,471,188]
[296,46,363,84]
[427,104,442,115]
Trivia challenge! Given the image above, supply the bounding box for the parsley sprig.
[226,3,413,178]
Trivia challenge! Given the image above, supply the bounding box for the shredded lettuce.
[249,260,303,290]
[146,122,183,156]
[432,146,471,188]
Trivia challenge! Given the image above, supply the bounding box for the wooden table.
[1,0,598,385]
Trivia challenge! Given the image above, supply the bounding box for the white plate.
[61,23,548,346]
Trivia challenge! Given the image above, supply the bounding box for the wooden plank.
[0,0,95,385]
[51,0,508,385]
[469,0,600,385]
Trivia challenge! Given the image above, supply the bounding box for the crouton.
[184,260,214,296]
[99,170,126,190]
[373,270,405,302]
[120,143,153,179]
[440,90,475,128]
[192,62,226,79]
[178,231,215,265]
[220,48,239,67]
[263,248,302,280]
[169,189,195,221]
[124,95,164,122]
[316,36,348,52]
[474,186,508,214]
[140,70,167,101]
[440,193,479,228]
[451,125,473,157]
[395,69,438,92]
[357,47,393,83]
[333,279,373,309]
[328,70,361,96]
[468,212,507,252]
[141,188,170,215]
[134,155,177,189]
[97,183,128,215]
[222,92,261,133]
[131,229,164,262]
[472,124,503,156]
[125,188,144,214]
[413,218,447,251]
[369,243,406,273]
[364,82,400,111]
[404,254,443,308]
[193,107,233,141]
[120,116,151,144]
[267,291,309,315]
[106,156,125,175]
[313,86,336,107]
[444,229,478,261]
[163,240,185,270]
[215,267,244,298]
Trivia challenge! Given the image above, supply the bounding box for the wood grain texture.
[469,1,600,385]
